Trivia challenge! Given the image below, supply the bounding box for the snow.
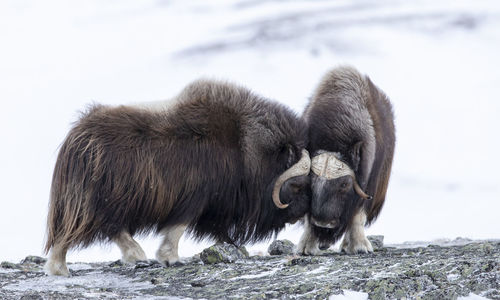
[329,290,369,300]
[0,268,19,274]
[230,268,278,280]
[388,237,498,249]
[458,293,492,300]
[3,272,154,294]
[68,263,94,271]
[0,0,499,264]
[306,265,328,275]
[447,273,460,281]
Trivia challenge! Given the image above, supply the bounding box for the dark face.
[309,173,362,231]
[279,174,311,223]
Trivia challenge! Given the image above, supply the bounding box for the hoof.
[341,236,374,254]
[296,241,321,256]
[166,260,185,267]
[157,258,184,267]
[44,260,70,277]
[121,250,147,264]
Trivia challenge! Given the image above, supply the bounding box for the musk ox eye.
[291,183,302,194]
[339,181,351,192]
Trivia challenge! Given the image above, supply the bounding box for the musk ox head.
[309,147,371,230]
[272,149,312,222]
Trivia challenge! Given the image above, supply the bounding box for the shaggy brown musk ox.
[297,66,395,255]
[45,79,312,276]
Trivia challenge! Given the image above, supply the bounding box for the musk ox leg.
[156,224,187,266]
[45,243,70,277]
[114,230,147,263]
[296,216,321,255]
[341,210,373,254]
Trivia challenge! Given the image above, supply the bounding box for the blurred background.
[1,0,499,263]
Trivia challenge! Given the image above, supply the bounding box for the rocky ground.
[1,238,498,299]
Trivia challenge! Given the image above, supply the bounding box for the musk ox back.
[45,80,312,276]
[297,66,395,255]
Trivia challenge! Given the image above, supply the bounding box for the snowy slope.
[0,0,499,263]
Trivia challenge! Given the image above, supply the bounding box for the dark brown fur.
[45,80,310,254]
[304,66,395,244]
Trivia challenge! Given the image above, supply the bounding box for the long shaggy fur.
[304,66,395,243]
[45,79,309,254]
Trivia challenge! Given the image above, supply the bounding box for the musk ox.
[297,66,395,255]
[45,79,312,276]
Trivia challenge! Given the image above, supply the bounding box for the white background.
[1,0,499,263]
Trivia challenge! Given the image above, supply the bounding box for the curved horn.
[272,149,311,209]
[353,180,372,200]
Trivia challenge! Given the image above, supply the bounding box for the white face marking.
[312,176,326,201]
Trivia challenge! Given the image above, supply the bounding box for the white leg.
[296,216,321,255]
[341,210,373,254]
[45,243,70,277]
[156,224,187,266]
[114,230,147,263]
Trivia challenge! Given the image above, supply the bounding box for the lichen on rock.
[199,242,249,264]
[367,235,384,250]
[268,239,295,255]
[1,240,499,299]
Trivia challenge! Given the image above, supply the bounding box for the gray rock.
[1,261,18,269]
[287,256,321,266]
[20,294,43,300]
[20,256,46,265]
[134,260,160,269]
[108,260,123,267]
[1,240,498,299]
[268,239,295,255]
[367,235,384,250]
[150,277,167,285]
[480,242,494,254]
[200,242,249,264]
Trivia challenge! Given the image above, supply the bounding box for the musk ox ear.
[351,140,375,188]
[281,143,296,168]
[350,141,363,172]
